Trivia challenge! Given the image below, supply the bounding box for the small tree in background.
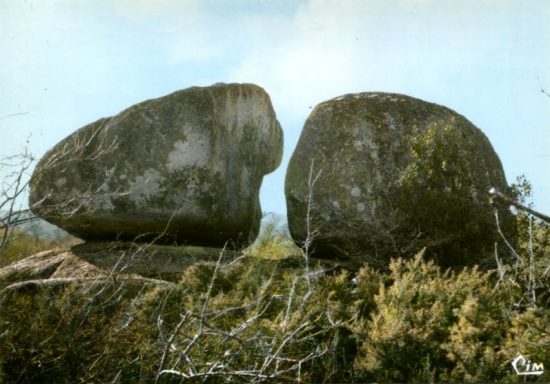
[0,149,35,251]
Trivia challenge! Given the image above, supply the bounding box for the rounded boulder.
[30,83,283,248]
[285,92,513,269]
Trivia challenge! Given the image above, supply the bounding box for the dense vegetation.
[0,228,77,268]
[0,184,548,383]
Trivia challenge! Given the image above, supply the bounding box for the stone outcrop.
[0,242,239,293]
[0,243,307,301]
[29,83,283,248]
[285,92,513,269]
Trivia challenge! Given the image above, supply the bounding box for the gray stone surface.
[0,244,304,298]
[29,83,283,248]
[285,92,513,269]
[0,242,238,290]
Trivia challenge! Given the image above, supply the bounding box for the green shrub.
[0,228,77,267]
[122,256,360,383]
[245,217,301,259]
[352,252,512,382]
[0,254,361,383]
[0,280,148,383]
[505,176,550,309]
[504,307,550,382]
[1,203,549,383]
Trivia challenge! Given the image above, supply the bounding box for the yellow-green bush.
[0,281,147,383]
[245,218,301,259]
[0,206,549,383]
[352,252,511,382]
[119,257,361,383]
[507,176,550,309]
[504,308,550,382]
[0,255,360,383]
[0,228,77,267]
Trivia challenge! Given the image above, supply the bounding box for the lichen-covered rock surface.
[285,92,513,269]
[0,242,239,293]
[29,83,283,248]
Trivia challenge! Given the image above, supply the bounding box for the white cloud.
[227,0,550,212]
[225,0,549,120]
[113,0,201,28]
[1,0,548,213]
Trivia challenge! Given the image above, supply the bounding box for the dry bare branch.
[489,187,550,224]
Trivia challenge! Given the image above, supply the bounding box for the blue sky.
[1,0,549,216]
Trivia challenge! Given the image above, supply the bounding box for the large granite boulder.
[285,92,514,269]
[30,83,283,248]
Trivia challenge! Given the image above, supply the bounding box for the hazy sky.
[1,0,549,216]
